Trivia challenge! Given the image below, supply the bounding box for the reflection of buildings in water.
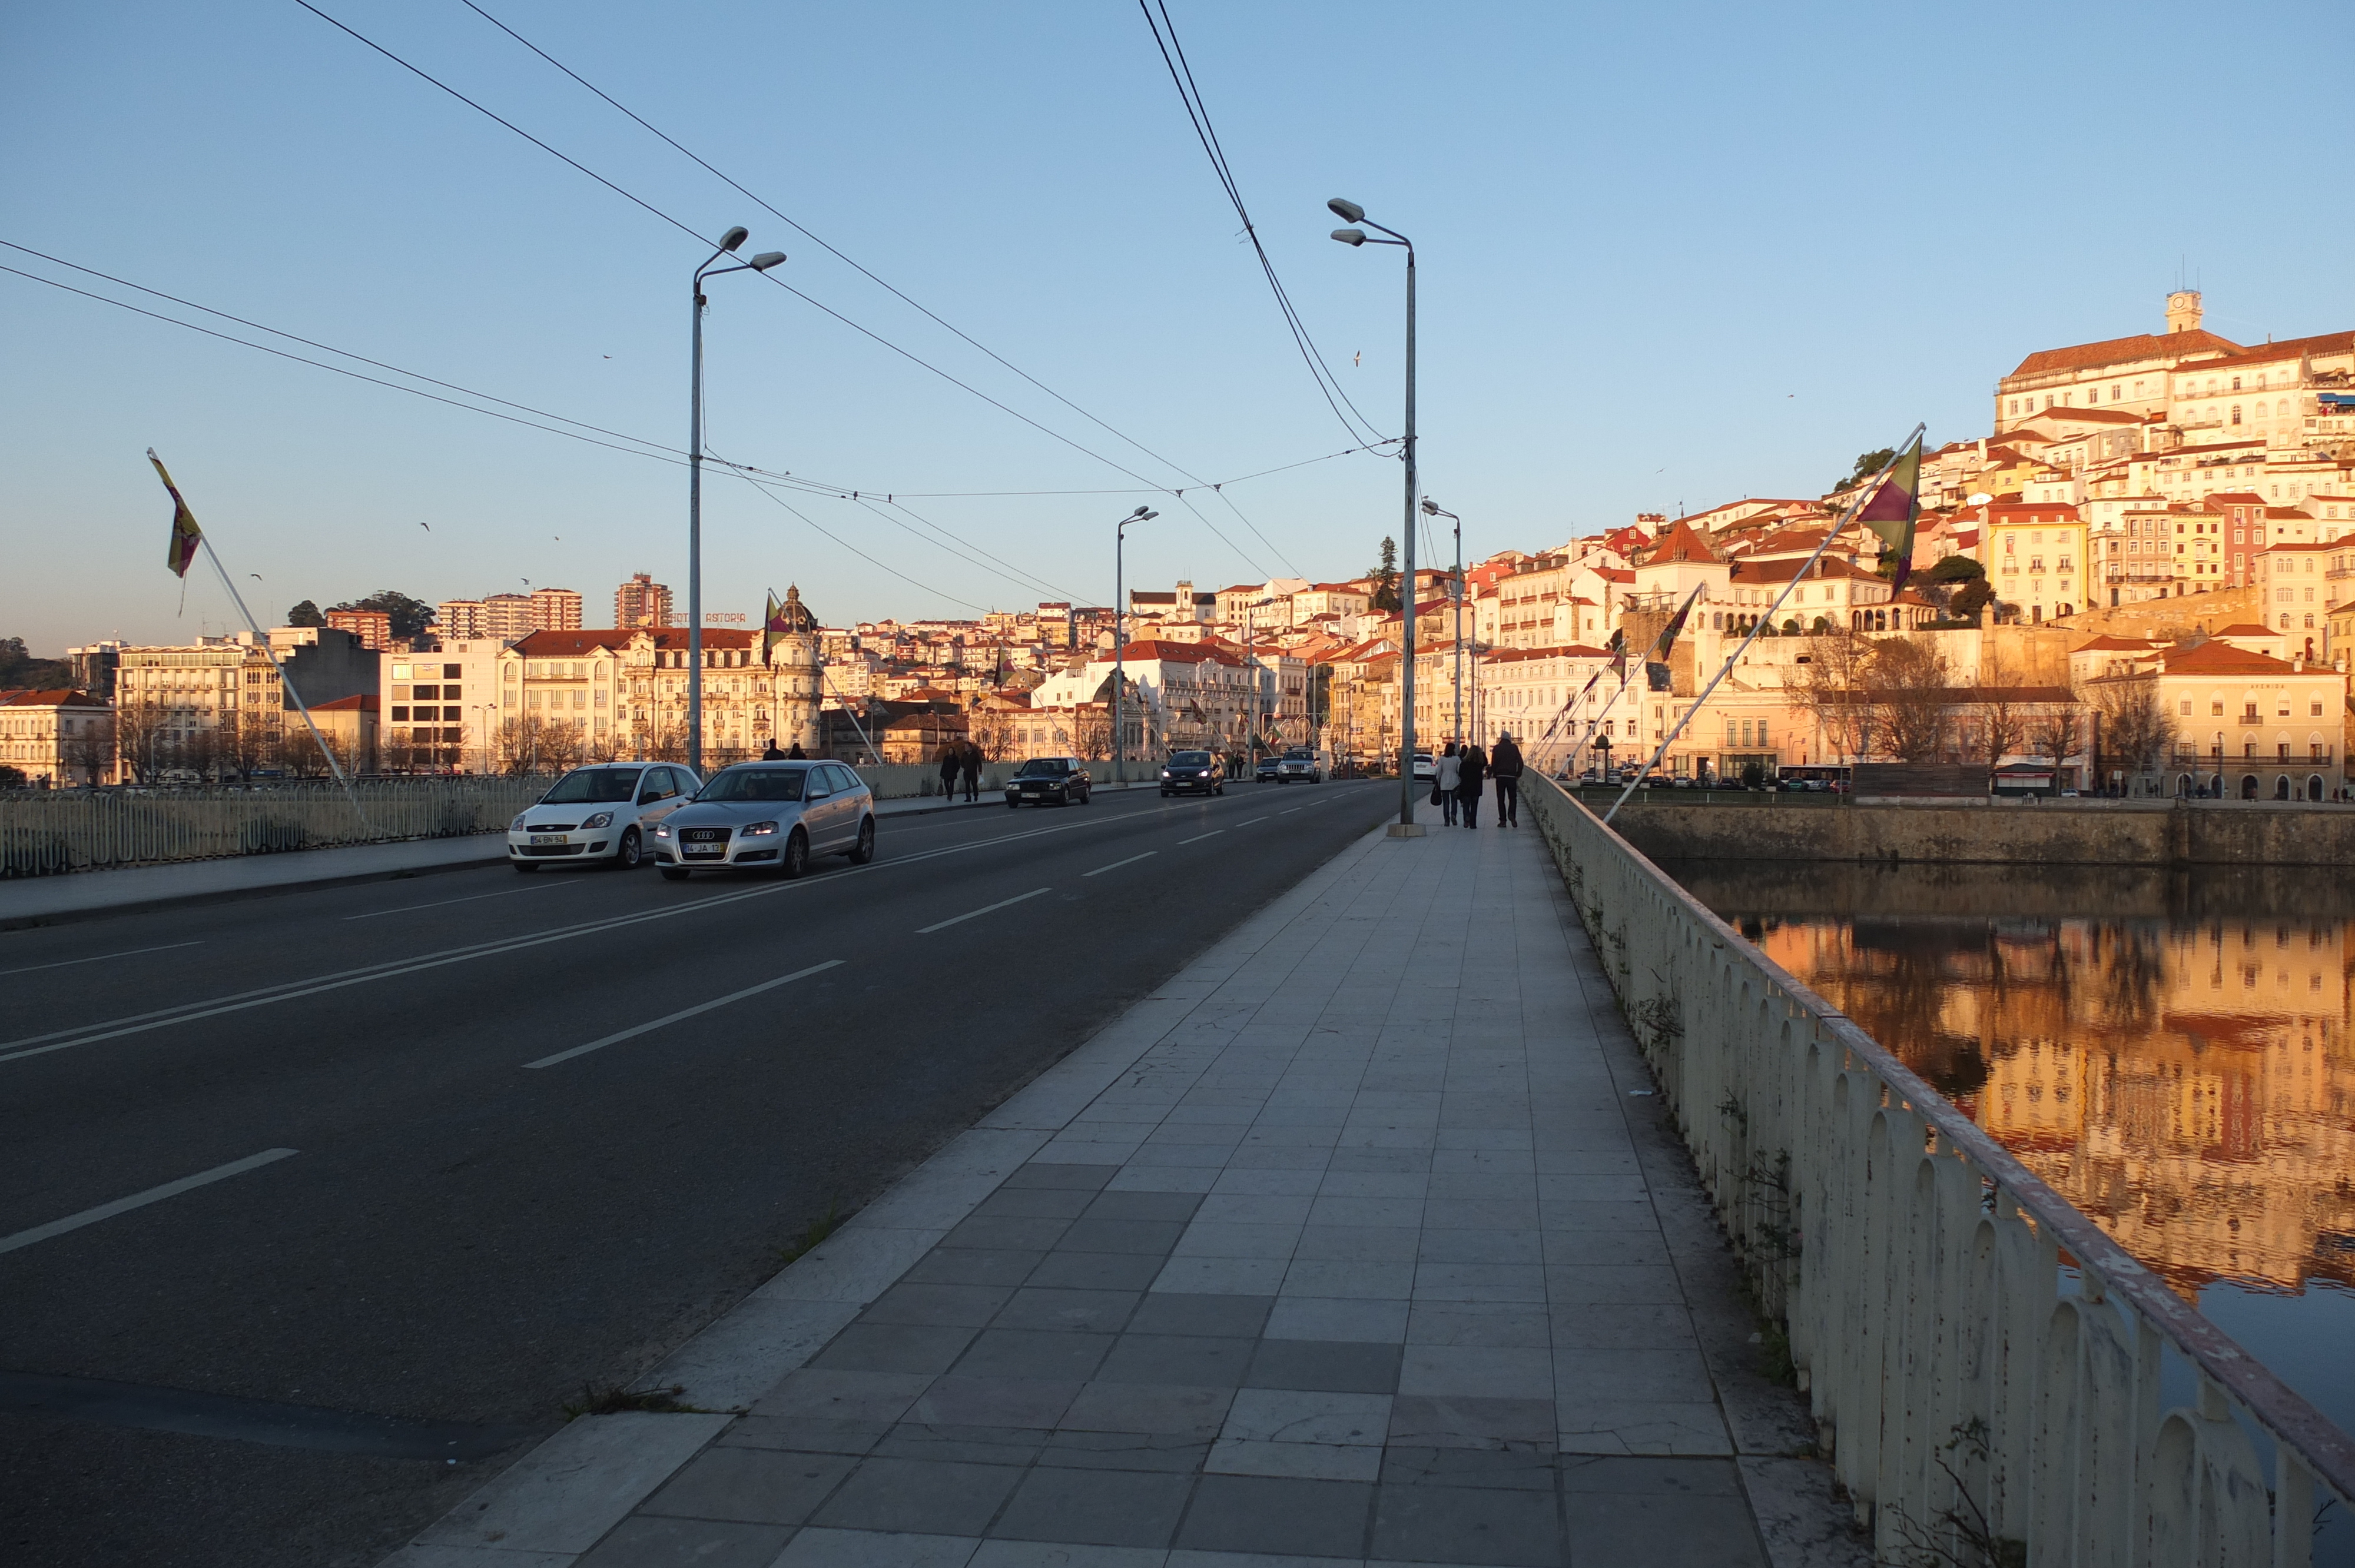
[1752,918,2355,1297]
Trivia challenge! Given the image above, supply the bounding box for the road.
[0,778,1396,1568]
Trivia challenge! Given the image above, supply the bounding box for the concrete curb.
[375,816,1391,1568]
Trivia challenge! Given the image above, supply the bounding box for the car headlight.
[580,812,614,829]
[743,820,778,836]
[653,823,671,838]
[510,813,529,830]
[1161,769,1172,778]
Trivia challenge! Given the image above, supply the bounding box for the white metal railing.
[1521,773,2355,1567]
[0,778,558,877]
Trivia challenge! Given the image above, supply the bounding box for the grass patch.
[774,1200,847,1267]
[561,1383,705,1419]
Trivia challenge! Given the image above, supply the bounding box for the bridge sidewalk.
[388,797,1866,1568]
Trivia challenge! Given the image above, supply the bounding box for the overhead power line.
[1136,0,1385,452]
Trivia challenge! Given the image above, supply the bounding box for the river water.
[1663,859,2355,1466]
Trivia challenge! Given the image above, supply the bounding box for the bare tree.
[63,713,114,785]
[1797,631,1881,766]
[2028,699,2087,795]
[1962,654,2031,785]
[1871,637,1953,762]
[2092,677,2175,791]
[114,694,170,783]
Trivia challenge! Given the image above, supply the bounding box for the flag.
[761,590,788,662]
[1607,627,1627,680]
[148,449,203,578]
[1856,433,1924,592]
[1655,584,1703,659]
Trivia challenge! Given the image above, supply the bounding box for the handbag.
[1429,779,1445,806]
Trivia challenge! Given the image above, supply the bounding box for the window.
[2213,702,2225,716]
[2181,700,2193,716]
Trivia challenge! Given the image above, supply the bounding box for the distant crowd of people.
[1430,732,1524,828]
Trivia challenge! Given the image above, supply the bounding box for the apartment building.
[380,638,507,772]
[1995,291,2240,430]
[1983,501,2088,621]
[113,627,376,781]
[0,688,112,785]
[327,607,393,651]
[2094,640,2346,799]
[615,573,674,629]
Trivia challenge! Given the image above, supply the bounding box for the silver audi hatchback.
[652,760,875,880]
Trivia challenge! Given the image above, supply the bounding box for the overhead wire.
[1136,0,1385,453]
[295,0,1302,580]
[458,0,1323,580]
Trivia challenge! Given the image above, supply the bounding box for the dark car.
[1005,755,1092,807]
[1159,749,1223,797]
[1254,754,1281,783]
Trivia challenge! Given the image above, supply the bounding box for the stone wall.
[1606,795,2355,868]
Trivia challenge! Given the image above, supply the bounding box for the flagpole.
[1563,584,1701,782]
[198,538,369,826]
[1600,426,1924,825]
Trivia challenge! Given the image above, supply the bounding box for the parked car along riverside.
[652,761,874,880]
[1005,756,1092,808]
[509,762,698,871]
[1159,749,1223,798]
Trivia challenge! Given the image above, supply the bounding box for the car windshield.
[540,768,641,805]
[1169,752,1212,767]
[1014,759,1067,778]
[1284,749,1313,760]
[698,766,807,802]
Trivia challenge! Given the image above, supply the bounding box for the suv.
[1254,753,1281,783]
[1005,756,1092,807]
[1274,748,1323,785]
[1160,749,1223,797]
[509,762,698,871]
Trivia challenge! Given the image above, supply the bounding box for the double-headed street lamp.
[688,226,785,775]
[1423,499,1465,748]
[1328,198,1420,833]
[1113,505,1158,773]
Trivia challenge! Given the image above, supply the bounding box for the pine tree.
[1369,537,1401,612]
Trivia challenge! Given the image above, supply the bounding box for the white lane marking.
[0,1149,297,1256]
[1235,817,1269,827]
[917,886,1052,934]
[523,961,844,1069]
[1177,830,1223,846]
[1277,808,1302,816]
[0,941,203,978]
[1082,851,1157,878]
[344,882,565,921]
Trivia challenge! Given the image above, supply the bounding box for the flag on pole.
[761,589,788,662]
[1856,433,1924,592]
[1656,584,1702,658]
[148,449,203,577]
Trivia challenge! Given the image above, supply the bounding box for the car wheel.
[511,858,536,873]
[612,826,642,869]
[1160,788,1171,797]
[847,816,875,864]
[780,828,810,879]
[659,865,689,882]
[1007,799,1020,809]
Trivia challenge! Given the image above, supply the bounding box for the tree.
[113,695,170,783]
[286,600,326,627]
[1926,555,1985,584]
[1836,448,1896,494]
[1961,655,2030,785]
[1797,631,1882,765]
[1368,537,1401,613]
[332,590,436,641]
[2093,679,2174,789]
[1871,637,1953,762]
[1949,579,1995,621]
[2028,699,2087,793]
[63,713,113,784]
[0,636,72,689]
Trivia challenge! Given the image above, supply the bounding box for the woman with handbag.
[1434,742,1462,826]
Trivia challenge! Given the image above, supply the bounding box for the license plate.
[684,845,725,857]
[529,834,566,846]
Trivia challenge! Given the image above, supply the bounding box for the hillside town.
[8,291,2352,800]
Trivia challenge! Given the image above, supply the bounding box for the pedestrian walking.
[936,741,960,799]
[1491,731,1524,827]
[959,739,983,802]
[787,741,806,759]
[762,738,785,760]
[1458,740,1488,829]
[1434,743,1462,826]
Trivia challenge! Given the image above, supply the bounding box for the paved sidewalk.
[390,796,1863,1568]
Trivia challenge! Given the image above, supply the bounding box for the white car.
[509,762,701,871]
[1411,752,1436,782]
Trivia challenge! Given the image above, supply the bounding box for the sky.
[5,1,2351,655]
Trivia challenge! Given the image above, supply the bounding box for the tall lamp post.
[689,226,785,775]
[1329,198,1420,833]
[1113,506,1157,776]
[1423,499,1464,747]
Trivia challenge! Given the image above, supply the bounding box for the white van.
[508,762,700,871]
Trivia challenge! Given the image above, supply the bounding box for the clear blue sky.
[5,1,2349,653]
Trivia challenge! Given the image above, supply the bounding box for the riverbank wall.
[1607,795,2355,868]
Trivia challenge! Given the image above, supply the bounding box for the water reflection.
[1664,861,2355,1298]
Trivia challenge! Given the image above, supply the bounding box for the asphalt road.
[0,778,1398,1568]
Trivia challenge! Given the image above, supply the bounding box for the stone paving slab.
[385,793,1869,1568]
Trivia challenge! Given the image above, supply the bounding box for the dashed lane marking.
[524,961,844,1069]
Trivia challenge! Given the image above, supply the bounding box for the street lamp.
[1329,197,1421,833]
[689,226,785,775]
[1113,505,1157,775]
[1423,499,1465,748]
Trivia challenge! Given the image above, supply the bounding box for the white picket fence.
[1522,773,2355,1567]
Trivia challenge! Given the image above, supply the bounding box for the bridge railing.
[1521,772,2355,1567]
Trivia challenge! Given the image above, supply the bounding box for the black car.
[1005,755,1092,807]
[1254,754,1281,783]
[1160,749,1223,796]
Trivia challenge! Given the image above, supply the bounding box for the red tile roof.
[2009,329,2241,378]
[2161,642,2300,675]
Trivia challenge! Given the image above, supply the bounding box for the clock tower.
[2165,289,2203,334]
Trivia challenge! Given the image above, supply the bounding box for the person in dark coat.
[1457,740,1488,829]
[937,742,961,799]
[788,742,806,759]
[959,739,982,802]
[762,739,785,760]
[1490,732,1524,826]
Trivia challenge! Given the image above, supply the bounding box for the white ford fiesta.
[508,762,701,871]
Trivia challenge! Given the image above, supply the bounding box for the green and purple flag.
[149,449,203,578]
[1856,434,1923,592]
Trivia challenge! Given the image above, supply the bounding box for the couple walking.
[936,739,983,802]
[1431,732,1525,829]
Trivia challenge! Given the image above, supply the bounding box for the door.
[828,765,868,844]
